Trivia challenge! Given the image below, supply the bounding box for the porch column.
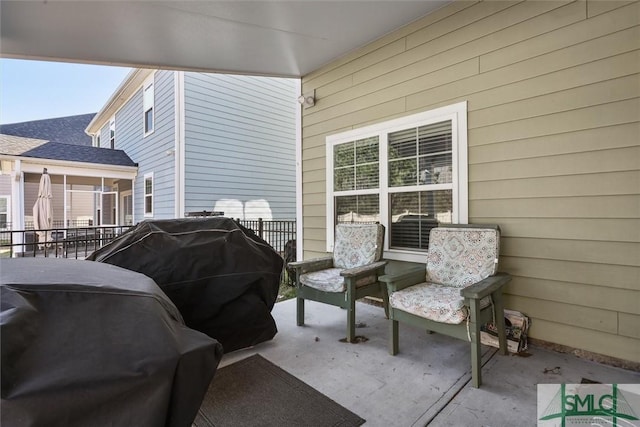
[11,160,24,256]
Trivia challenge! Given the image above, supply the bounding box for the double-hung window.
[143,75,154,135]
[109,119,115,149]
[0,196,9,230]
[144,173,154,217]
[326,102,468,262]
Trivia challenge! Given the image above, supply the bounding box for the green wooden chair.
[288,223,387,343]
[379,224,511,388]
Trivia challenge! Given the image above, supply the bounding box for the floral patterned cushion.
[333,223,383,269]
[300,268,345,292]
[300,268,378,293]
[389,282,492,324]
[426,227,499,288]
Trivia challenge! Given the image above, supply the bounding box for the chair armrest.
[288,256,334,274]
[340,261,387,278]
[379,266,425,293]
[460,272,512,300]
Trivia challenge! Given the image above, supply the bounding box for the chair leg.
[390,319,399,355]
[493,292,508,356]
[380,282,390,319]
[469,299,482,388]
[297,297,305,326]
[347,295,356,343]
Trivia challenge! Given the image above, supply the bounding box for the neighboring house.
[0,113,96,146]
[0,114,137,231]
[299,1,639,366]
[0,133,137,232]
[86,70,297,223]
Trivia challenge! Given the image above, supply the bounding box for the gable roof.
[0,113,96,146]
[0,134,136,167]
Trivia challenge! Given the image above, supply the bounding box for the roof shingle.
[0,113,96,146]
[0,134,136,167]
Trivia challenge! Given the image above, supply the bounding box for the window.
[0,196,9,229]
[326,102,468,261]
[94,133,101,147]
[109,119,115,149]
[143,76,154,135]
[144,173,154,217]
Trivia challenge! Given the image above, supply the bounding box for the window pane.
[0,199,6,212]
[389,190,452,250]
[336,194,380,223]
[418,121,452,155]
[334,167,354,191]
[145,178,152,195]
[334,137,379,191]
[145,108,153,133]
[389,158,416,187]
[145,196,152,214]
[334,142,354,168]
[356,137,378,163]
[389,121,453,188]
[143,83,154,108]
[389,128,417,159]
[356,163,379,190]
[419,153,453,184]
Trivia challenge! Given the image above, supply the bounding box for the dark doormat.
[193,354,365,427]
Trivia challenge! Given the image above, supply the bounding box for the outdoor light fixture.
[297,90,315,108]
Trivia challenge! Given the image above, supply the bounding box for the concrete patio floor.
[223,298,639,427]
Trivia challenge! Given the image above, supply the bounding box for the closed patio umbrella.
[32,168,53,247]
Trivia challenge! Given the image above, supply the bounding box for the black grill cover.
[1,258,223,427]
[87,217,283,353]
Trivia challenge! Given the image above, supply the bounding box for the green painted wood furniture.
[288,223,387,343]
[379,224,511,388]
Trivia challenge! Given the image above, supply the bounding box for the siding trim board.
[300,0,640,363]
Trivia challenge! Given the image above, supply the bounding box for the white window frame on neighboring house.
[109,118,115,149]
[143,74,155,136]
[144,172,154,217]
[93,133,101,147]
[326,101,468,263]
[0,196,10,230]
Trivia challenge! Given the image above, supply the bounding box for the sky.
[0,59,132,125]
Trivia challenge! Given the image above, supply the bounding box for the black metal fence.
[0,225,134,259]
[23,219,95,229]
[0,218,297,284]
[237,218,296,253]
[236,218,297,286]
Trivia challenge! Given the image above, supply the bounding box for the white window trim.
[109,118,115,149]
[0,195,10,230]
[325,101,468,263]
[144,172,154,217]
[143,73,155,137]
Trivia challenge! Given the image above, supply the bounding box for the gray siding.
[0,175,10,196]
[183,73,297,219]
[114,70,176,220]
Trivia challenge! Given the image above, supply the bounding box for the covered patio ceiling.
[0,1,450,77]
